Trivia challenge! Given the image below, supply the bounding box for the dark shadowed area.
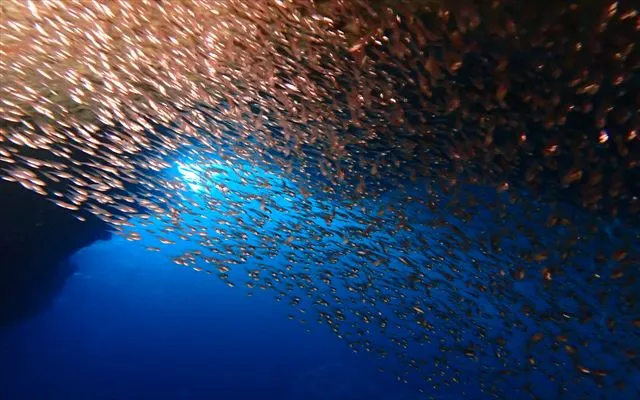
[0,179,111,326]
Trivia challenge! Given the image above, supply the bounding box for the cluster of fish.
[1,0,638,398]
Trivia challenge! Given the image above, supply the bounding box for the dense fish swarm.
[1,0,639,398]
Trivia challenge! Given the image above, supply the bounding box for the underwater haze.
[1,156,637,399]
[0,237,414,400]
[0,159,462,400]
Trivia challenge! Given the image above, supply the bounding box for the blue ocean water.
[0,235,418,400]
[0,159,425,400]
[0,156,637,400]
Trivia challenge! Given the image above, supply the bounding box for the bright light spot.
[177,160,234,193]
[177,162,205,192]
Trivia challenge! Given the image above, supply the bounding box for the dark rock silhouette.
[0,179,112,326]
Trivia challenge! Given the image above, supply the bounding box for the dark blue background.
[0,236,422,400]
[1,160,637,400]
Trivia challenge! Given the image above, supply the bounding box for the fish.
[1,0,639,398]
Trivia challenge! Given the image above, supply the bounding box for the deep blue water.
[0,235,419,400]
[0,160,474,400]
[1,157,637,400]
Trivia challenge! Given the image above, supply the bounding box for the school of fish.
[1,0,638,398]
